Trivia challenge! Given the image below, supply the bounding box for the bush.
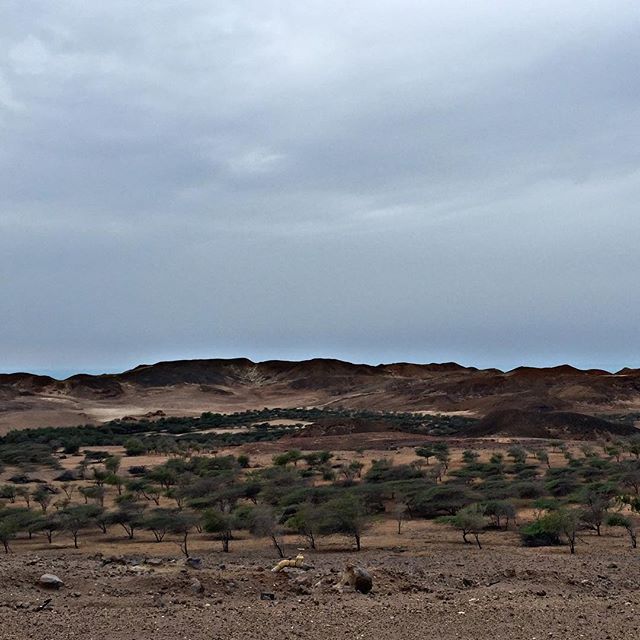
[510,481,544,499]
[408,484,475,518]
[437,504,487,548]
[128,465,148,476]
[123,438,147,457]
[520,517,562,547]
[8,474,37,484]
[83,450,109,461]
[364,459,423,483]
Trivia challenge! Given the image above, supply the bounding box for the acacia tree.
[554,508,582,554]
[79,485,105,507]
[536,450,551,469]
[0,508,33,553]
[92,468,107,487]
[462,450,479,465]
[579,484,615,536]
[105,474,125,496]
[507,446,527,465]
[147,467,178,491]
[15,487,31,509]
[415,446,436,465]
[394,501,408,535]
[408,484,474,518]
[60,482,76,501]
[32,486,53,513]
[273,450,303,468]
[168,511,199,558]
[604,444,622,462]
[440,504,486,549]
[619,461,640,495]
[606,513,637,549]
[165,486,187,510]
[0,513,19,553]
[250,505,286,558]
[483,500,517,530]
[60,505,97,549]
[93,508,110,534]
[144,508,175,542]
[625,435,640,459]
[317,494,371,551]
[31,514,61,543]
[433,443,451,473]
[285,503,321,550]
[105,455,122,475]
[142,485,163,506]
[106,501,146,539]
[0,485,16,503]
[203,509,237,552]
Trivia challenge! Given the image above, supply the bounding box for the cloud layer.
[2,1,640,374]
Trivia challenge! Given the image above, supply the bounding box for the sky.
[1,1,640,378]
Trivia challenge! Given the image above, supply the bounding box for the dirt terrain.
[0,523,638,640]
[2,360,639,638]
[3,358,640,432]
[1,438,638,639]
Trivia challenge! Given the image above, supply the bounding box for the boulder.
[100,554,127,566]
[338,565,372,594]
[190,579,204,594]
[38,574,64,590]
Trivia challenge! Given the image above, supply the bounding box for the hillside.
[1,358,640,432]
[464,409,637,439]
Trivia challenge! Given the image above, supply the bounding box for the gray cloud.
[1,1,640,375]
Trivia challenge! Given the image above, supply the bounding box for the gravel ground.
[1,544,638,640]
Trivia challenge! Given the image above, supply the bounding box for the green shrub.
[520,516,562,547]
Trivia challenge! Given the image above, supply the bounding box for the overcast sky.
[1,1,640,377]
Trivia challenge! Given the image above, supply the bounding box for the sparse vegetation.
[0,416,639,561]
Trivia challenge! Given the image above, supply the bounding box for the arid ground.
[0,520,638,640]
[1,441,639,639]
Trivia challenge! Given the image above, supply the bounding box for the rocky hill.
[1,358,640,432]
[463,409,637,439]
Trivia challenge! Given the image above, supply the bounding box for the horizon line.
[1,355,636,381]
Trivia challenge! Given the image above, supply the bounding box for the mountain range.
[2,358,640,434]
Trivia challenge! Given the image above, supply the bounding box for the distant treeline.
[0,408,476,468]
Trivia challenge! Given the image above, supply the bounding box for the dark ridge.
[118,358,256,386]
[64,374,124,398]
[616,367,640,376]
[464,409,637,440]
[380,362,482,374]
[0,373,59,392]
[3,358,633,384]
[506,364,611,377]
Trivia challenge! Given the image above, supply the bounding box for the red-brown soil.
[0,526,638,640]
